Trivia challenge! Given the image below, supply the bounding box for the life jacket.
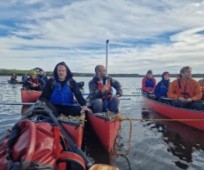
[158,80,169,96]
[0,119,86,170]
[199,79,204,99]
[50,81,74,106]
[176,79,197,99]
[97,78,112,99]
[29,78,40,85]
[145,78,154,88]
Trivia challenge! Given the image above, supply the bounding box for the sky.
[0,0,204,74]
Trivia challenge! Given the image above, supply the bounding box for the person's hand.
[186,98,193,102]
[148,90,153,93]
[178,97,186,102]
[31,84,38,87]
[81,106,92,114]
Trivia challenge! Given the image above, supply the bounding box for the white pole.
[106,39,109,73]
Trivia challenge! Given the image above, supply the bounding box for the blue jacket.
[154,79,170,98]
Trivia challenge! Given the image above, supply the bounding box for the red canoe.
[23,104,85,148]
[21,89,42,102]
[143,96,204,131]
[58,116,85,148]
[0,106,86,170]
[87,112,121,152]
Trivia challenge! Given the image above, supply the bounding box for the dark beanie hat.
[162,71,170,78]
[147,70,152,74]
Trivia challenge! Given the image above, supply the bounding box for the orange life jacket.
[175,79,199,99]
[199,79,204,99]
[97,79,112,99]
[199,80,204,93]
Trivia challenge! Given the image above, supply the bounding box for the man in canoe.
[168,66,203,110]
[40,61,91,116]
[21,74,28,83]
[38,68,48,84]
[154,71,170,100]
[142,70,156,96]
[23,71,44,91]
[88,65,122,114]
[9,74,18,83]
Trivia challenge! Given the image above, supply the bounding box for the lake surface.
[0,76,204,170]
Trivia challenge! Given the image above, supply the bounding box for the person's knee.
[91,99,103,113]
[109,96,120,113]
[191,102,203,110]
[110,96,120,103]
[92,99,103,106]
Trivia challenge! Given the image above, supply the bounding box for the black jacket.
[23,77,44,91]
[88,76,122,100]
[40,78,86,106]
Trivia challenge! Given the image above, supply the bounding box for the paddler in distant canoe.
[39,61,92,116]
[21,74,28,83]
[142,70,156,96]
[23,71,44,91]
[168,66,203,110]
[154,71,170,100]
[37,68,48,84]
[88,65,122,114]
[9,73,18,83]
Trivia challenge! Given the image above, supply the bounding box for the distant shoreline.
[0,69,204,78]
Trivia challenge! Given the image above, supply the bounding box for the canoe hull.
[60,121,84,148]
[143,97,204,131]
[21,89,42,102]
[87,113,120,152]
[8,80,23,84]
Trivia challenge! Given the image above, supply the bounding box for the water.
[1,76,204,170]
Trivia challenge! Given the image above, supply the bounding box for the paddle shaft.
[0,102,35,105]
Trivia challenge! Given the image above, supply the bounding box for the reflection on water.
[0,76,204,170]
[141,107,204,170]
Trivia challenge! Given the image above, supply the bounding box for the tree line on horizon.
[0,68,204,78]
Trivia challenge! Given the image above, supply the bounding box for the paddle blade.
[89,164,119,170]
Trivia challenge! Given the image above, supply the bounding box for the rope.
[113,116,132,156]
[120,155,132,170]
[112,116,204,158]
[121,118,204,122]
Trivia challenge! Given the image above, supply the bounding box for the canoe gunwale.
[90,112,118,121]
[58,119,84,127]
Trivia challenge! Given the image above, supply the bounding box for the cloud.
[0,0,204,74]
